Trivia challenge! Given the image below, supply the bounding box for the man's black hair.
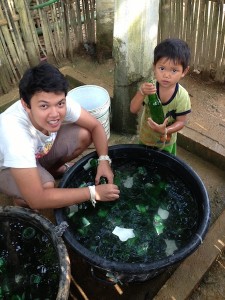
[154,38,191,71]
[19,62,69,106]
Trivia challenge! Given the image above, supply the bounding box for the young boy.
[0,62,119,209]
[130,38,191,155]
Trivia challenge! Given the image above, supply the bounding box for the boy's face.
[154,58,189,88]
[21,91,67,135]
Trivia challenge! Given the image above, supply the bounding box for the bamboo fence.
[0,0,224,95]
[0,0,96,94]
[158,0,225,82]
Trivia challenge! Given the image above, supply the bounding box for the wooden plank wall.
[0,0,96,94]
[158,0,225,82]
[0,0,224,95]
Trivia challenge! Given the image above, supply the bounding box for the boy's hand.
[141,82,156,95]
[147,117,168,134]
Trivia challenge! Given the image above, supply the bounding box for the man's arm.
[75,108,114,184]
[10,167,119,210]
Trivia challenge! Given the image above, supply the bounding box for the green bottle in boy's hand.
[147,80,165,124]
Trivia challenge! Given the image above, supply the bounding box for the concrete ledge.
[0,88,19,113]
[60,66,113,98]
[178,127,225,171]
[0,65,113,113]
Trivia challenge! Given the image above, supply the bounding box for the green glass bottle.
[153,214,164,235]
[97,209,108,218]
[11,295,22,300]
[0,257,6,273]
[83,158,98,170]
[99,176,107,184]
[30,274,41,285]
[2,277,10,297]
[22,227,36,240]
[113,170,122,187]
[148,80,164,124]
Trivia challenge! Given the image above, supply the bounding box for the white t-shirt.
[0,95,81,170]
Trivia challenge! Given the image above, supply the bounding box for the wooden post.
[158,0,171,41]
[14,0,40,66]
[111,0,160,134]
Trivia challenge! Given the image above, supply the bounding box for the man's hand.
[95,160,114,184]
[95,184,120,201]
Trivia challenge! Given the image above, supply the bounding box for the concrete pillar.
[96,0,114,62]
[111,0,160,134]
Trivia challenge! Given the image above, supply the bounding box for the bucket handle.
[90,267,122,286]
[54,221,69,237]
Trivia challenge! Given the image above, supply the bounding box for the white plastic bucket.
[68,85,111,139]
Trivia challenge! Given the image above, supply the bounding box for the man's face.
[21,91,67,135]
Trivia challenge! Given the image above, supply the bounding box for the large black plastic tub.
[55,144,210,283]
[0,206,71,299]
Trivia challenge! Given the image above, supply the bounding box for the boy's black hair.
[19,62,69,106]
[154,38,191,71]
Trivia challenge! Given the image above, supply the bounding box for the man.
[0,62,119,209]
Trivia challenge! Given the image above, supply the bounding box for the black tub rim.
[55,144,211,275]
[0,205,71,299]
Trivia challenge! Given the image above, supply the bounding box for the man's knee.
[43,181,55,189]
[79,128,92,148]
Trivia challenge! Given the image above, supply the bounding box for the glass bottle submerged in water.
[0,218,60,299]
[65,158,199,264]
